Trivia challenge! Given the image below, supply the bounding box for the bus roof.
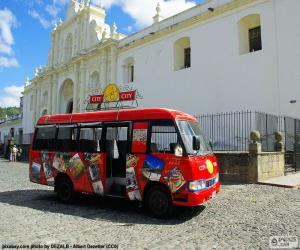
[36,108,198,125]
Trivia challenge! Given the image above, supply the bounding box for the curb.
[257,182,300,189]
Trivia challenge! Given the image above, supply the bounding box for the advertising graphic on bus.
[29,108,220,217]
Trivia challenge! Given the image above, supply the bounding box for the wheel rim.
[60,182,71,201]
[149,190,169,215]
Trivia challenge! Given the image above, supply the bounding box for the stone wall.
[256,152,285,181]
[215,151,285,183]
[215,152,250,183]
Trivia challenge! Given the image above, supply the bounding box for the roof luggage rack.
[86,99,139,112]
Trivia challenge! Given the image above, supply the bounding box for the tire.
[56,176,75,204]
[145,185,173,218]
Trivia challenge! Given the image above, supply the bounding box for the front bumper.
[173,182,221,207]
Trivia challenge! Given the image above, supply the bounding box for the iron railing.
[196,111,300,152]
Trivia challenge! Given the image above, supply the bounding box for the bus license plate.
[211,191,216,199]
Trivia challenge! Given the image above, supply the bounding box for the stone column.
[52,75,58,114]
[101,50,107,87]
[110,46,117,83]
[73,64,80,113]
[48,77,53,114]
[122,65,127,84]
[275,132,285,152]
[79,63,87,112]
[33,85,37,123]
[248,131,261,183]
[35,86,41,122]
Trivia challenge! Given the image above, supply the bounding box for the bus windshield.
[177,120,212,155]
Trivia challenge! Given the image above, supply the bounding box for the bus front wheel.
[55,176,75,204]
[145,185,173,218]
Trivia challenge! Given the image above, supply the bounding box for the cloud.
[96,0,197,28]
[0,8,19,68]
[27,0,68,29]
[0,44,12,54]
[28,9,52,29]
[123,25,133,33]
[0,56,19,67]
[4,85,24,98]
[27,0,197,31]
[53,0,69,6]
[45,4,60,17]
[0,96,21,107]
[0,85,24,107]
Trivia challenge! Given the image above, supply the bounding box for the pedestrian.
[12,145,18,162]
[9,146,13,162]
[17,146,22,162]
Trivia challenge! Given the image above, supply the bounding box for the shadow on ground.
[0,189,205,225]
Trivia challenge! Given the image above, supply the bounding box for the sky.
[0,0,204,108]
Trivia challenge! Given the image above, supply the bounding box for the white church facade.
[21,0,300,135]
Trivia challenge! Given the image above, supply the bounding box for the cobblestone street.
[0,159,299,250]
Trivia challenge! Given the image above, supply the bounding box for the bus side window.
[79,127,102,152]
[150,120,178,153]
[33,126,56,151]
[56,126,78,152]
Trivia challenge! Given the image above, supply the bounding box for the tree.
[0,107,21,119]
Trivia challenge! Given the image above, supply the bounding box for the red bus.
[30,108,220,217]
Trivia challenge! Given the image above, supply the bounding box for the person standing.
[17,146,22,162]
[12,145,18,162]
[9,146,13,162]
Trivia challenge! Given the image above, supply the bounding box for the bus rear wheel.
[56,176,75,204]
[145,186,173,218]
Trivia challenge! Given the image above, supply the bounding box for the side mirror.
[174,144,183,157]
[193,136,200,151]
[209,140,213,149]
[170,143,183,157]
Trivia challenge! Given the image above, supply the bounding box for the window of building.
[129,64,134,83]
[42,91,48,106]
[150,120,178,153]
[238,14,262,54]
[10,128,15,139]
[65,33,73,61]
[90,71,100,89]
[123,57,135,83]
[249,26,262,52]
[184,47,191,68]
[174,37,191,71]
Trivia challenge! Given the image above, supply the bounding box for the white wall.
[22,88,35,134]
[118,0,300,118]
[275,0,300,117]
[0,121,23,143]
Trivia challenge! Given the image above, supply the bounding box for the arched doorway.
[66,100,73,114]
[59,79,74,114]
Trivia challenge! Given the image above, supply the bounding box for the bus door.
[78,124,104,196]
[104,122,130,197]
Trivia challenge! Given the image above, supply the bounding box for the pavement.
[258,172,300,189]
[0,158,299,249]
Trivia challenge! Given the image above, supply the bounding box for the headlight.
[215,173,219,183]
[188,179,206,192]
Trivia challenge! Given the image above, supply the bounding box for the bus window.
[150,120,178,153]
[56,126,78,152]
[79,127,102,152]
[33,126,56,151]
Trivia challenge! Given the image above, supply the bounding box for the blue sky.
[0,0,204,107]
